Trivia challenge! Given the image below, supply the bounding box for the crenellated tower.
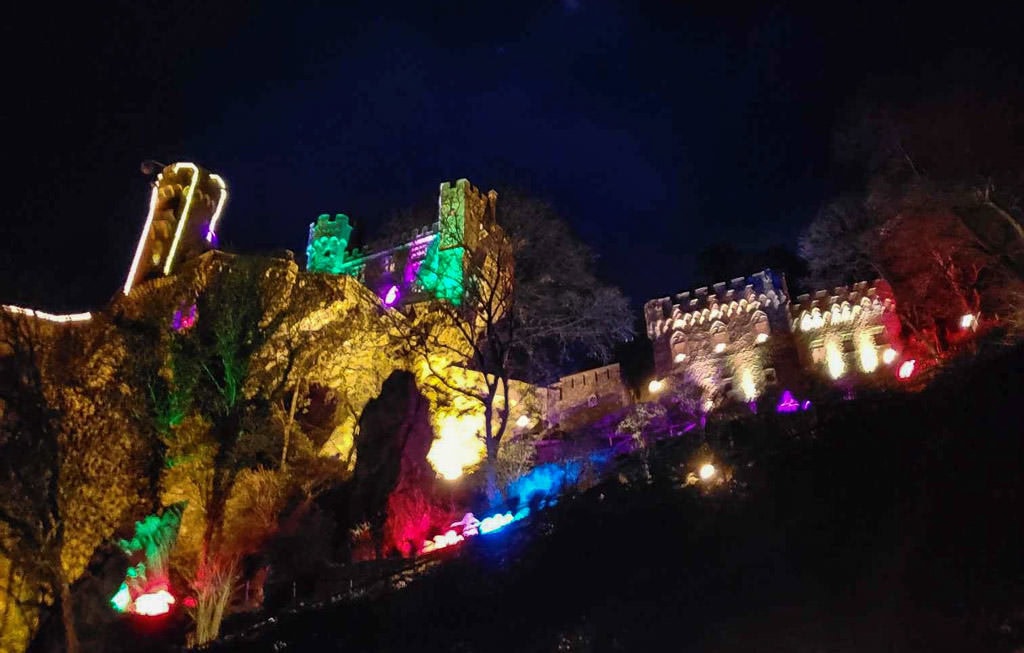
[123,162,229,295]
[306,213,354,275]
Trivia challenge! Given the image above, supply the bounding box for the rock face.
[349,370,435,558]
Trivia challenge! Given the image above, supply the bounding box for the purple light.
[205,229,218,246]
[776,390,800,413]
[172,304,197,332]
[383,285,400,306]
[801,400,812,410]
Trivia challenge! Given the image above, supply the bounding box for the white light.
[674,352,686,363]
[205,173,228,243]
[515,415,530,428]
[698,463,716,480]
[755,333,769,344]
[648,379,664,393]
[123,178,163,295]
[960,313,976,329]
[3,305,92,323]
[858,334,878,373]
[826,340,845,379]
[714,342,726,353]
[882,348,897,365]
[740,369,757,401]
[163,162,200,275]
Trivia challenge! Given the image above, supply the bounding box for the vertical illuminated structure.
[123,162,229,295]
[306,213,354,274]
[417,179,498,304]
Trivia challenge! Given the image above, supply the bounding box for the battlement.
[644,269,789,340]
[790,279,895,334]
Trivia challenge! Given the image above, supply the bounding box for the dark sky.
[1,1,1020,312]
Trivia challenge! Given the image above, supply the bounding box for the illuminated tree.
[383,192,634,493]
[0,314,147,653]
[803,89,1024,354]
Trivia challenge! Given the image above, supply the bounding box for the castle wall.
[645,270,792,402]
[789,280,901,382]
[546,363,631,431]
[644,271,903,403]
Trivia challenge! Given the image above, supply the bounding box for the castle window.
[587,394,598,408]
[811,342,824,364]
[763,368,777,385]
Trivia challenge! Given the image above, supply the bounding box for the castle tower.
[418,179,500,303]
[123,162,229,295]
[306,213,354,274]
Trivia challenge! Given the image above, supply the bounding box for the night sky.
[2,1,1020,312]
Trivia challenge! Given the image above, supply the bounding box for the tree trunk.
[281,379,302,469]
[58,578,79,653]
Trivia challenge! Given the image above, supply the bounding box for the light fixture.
[674,352,686,363]
[825,341,845,379]
[205,173,228,244]
[124,179,163,295]
[898,359,916,380]
[858,334,878,373]
[163,162,200,275]
[2,305,91,323]
[698,463,716,481]
[515,415,530,428]
[960,313,976,329]
[714,342,726,353]
[755,333,768,344]
[882,348,897,365]
[648,379,665,393]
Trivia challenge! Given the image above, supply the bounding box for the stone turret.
[306,213,354,275]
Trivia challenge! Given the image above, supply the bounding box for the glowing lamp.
[648,379,664,394]
[479,512,515,534]
[698,463,716,481]
[110,582,131,613]
[825,341,845,379]
[674,352,686,363]
[714,342,726,353]
[740,369,757,402]
[755,333,769,344]
[382,285,400,306]
[858,335,878,373]
[776,390,799,413]
[515,415,530,428]
[898,359,916,380]
[960,313,976,329]
[134,589,175,616]
[882,348,897,365]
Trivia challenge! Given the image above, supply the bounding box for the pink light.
[383,285,400,306]
[898,359,916,380]
[133,589,175,616]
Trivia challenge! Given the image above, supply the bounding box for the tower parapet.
[306,213,354,275]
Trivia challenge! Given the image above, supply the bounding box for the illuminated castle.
[123,163,228,295]
[645,271,902,402]
[306,179,501,306]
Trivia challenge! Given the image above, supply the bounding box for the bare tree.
[383,192,634,494]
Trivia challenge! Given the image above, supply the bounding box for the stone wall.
[789,280,901,382]
[545,363,631,431]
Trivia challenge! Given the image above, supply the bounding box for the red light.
[898,359,916,380]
